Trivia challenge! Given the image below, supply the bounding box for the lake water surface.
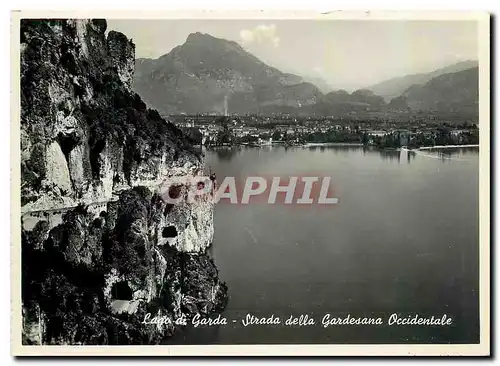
[170,145,479,344]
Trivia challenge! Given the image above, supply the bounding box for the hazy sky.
[107,19,478,91]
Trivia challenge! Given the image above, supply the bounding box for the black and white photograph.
[11,10,490,356]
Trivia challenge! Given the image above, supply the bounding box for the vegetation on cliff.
[20,19,226,345]
[21,19,200,207]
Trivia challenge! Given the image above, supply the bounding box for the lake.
[170,145,479,344]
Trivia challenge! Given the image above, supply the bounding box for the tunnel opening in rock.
[162,226,178,238]
[111,281,133,300]
[168,184,183,199]
[92,217,102,228]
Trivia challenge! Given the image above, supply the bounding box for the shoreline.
[205,143,479,151]
[417,144,479,150]
[302,142,364,147]
[376,145,479,151]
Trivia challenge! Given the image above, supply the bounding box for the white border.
[9,9,491,357]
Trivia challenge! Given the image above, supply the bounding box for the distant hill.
[366,60,478,101]
[400,66,478,115]
[133,32,323,115]
[258,88,389,116]
[318,89,386,113]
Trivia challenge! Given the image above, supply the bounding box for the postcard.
[11,10,490,356]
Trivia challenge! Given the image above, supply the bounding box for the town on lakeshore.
[171,113,479,149]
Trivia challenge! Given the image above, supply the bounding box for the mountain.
[367,60,478,101]
[400,67,478,115]
[133,32,323,115]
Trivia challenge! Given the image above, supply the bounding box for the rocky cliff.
[20,19,227,345]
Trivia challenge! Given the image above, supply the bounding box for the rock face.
[20,19,227,345]
[21,19,200,211]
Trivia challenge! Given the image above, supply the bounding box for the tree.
[361,132,369,145]
[271,130,282,141]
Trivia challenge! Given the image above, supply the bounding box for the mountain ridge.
[366,60,478,101]
[132,32,478,118]
[401,66,478,115]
